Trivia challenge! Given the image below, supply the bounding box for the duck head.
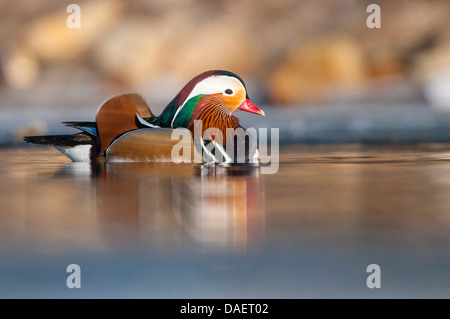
[152,70,265,129]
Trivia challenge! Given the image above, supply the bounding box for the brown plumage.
[104,127,194,162]
[188,94,240,147]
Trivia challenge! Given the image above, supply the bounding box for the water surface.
[1,146,450,298]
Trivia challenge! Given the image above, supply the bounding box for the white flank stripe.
[135,114,160,128]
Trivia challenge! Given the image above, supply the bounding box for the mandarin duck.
[24,70,265,163]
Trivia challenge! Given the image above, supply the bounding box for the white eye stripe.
[188,76,243,99]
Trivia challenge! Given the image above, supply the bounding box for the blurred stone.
[3,47,40,89]
[170,18,260,78]
[92,18,169,84]
[269,36,366,105]
[411,33,450,111]
[2,0,450,107]
[359,1,450,79]
[412,37,450,78]
[366,52,404,79]
[423,70,450,112]
[21,0,123,62]
[93,14,259,85]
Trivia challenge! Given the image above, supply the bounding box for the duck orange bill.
[238,99,265,116]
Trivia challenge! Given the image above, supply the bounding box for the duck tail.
[23,93,154,161]
[23,133,93,146]
[24,133,97,162]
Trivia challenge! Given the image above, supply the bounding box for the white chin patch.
[55,145,92,162]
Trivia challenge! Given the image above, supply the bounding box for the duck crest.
[175,70,246,107]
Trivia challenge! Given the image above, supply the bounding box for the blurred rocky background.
[1,0,450,145]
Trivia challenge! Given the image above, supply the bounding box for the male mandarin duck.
[24,70,265,163]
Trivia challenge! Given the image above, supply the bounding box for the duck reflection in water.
[65,162,265,252]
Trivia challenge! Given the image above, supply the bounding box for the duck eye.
[224,89,233,95]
